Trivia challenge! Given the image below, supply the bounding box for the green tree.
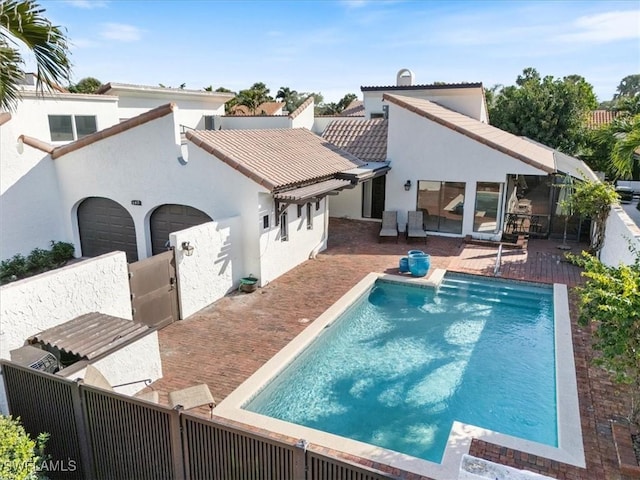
[570,251,640,428]
[316,93,358,116]
[0,0,71,111]
[235,82,273,114]
[585,114,640,180]
[568,179,618,254]
[489,68,597,155]
[0,415,49,480]
[68,76,101,94]
[276,86,299,113]
[613,74,640,99]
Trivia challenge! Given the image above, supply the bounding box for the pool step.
[438,277,551,309]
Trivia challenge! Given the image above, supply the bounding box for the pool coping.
[215,269,585,479]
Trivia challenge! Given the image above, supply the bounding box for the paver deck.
[144,218,633,479]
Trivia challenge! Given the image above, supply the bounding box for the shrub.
[570,250,640,428]
[0,415,49,480]
[0,241,75,285]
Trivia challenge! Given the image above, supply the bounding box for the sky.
[35,0,640,103]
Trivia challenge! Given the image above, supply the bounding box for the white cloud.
[555,10,640,44]
[100,23,142,42]
[65,0,108,8]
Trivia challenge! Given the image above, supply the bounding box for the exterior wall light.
[181,241,195,256]
[404,180,412,191]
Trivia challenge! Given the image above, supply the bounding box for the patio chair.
[168,383,216,418]
[379,211,399,243]
[407,211,427,244]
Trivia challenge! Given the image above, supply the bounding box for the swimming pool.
[245,273,556,463]
[216,271,585,479]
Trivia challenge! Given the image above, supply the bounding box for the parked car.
[615,185,634,203]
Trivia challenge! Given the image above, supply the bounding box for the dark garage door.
[150,204,212,255]
[77,197,138,262]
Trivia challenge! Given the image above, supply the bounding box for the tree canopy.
[614,74,640,99]
[0,0,72,111]
[68,76,101,94]
[488,68,597,155]
[316,93,358,116]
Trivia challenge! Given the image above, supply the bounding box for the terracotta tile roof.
[340,100,365,117]
[322,119,387,162]
[19,103,176,159]
[384,94,555,173]
[186,128,365,191]
[587,110,619,129]
[229,102,285,116]
[0,112,11,126]
[361,82,482,92]
[288,96,314,119]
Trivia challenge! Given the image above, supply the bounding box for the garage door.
[150,204,212,255]
[77,197,138,262]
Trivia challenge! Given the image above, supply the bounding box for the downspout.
[309,199,329,259]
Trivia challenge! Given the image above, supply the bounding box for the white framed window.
[48,115,97,142]
[280,211,288,241]
[306,203,313,230]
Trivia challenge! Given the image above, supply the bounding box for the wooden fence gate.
[128,249,179,328]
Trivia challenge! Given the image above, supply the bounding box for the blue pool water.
[245,274,557,463]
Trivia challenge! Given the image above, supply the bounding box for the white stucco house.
[324,70,598,242]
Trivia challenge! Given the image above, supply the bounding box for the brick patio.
[145,218,633,480]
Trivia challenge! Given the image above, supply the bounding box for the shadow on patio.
[143,218,630,480]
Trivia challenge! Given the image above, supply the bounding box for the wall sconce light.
[404,180,412,191]
[181,241,195,256]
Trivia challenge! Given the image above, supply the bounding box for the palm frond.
[0,0,71,110]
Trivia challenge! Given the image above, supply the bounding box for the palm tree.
[0,0,71,111]
[610,115,640,179]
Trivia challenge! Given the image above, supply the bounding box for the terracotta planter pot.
[611,421,640,478]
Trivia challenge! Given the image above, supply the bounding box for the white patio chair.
[407,211,427,244]
[379,211,399,243]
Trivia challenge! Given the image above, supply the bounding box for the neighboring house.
[215,96,315,131]
[341,100,365,117]
[587,109,620,129]
[13,101,387,286]
[228,101,285,116]
[96,82,233,129]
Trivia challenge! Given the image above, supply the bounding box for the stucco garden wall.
[385,103,546,237]
[60,331,162,397]
[600,204,640,267]
[171,217,244,319]
[0,251,131,413]
[216,115,291,130]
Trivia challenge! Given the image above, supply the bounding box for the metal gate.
[128,250,179,328]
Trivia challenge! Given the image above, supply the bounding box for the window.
[262,214,270,229]
[316,200,320,211]
[474,182,502,233]
[306,203,313,230]
[48,115,73,141]
[280,211,288,241]
[297,205,303,218]
[417,180,466,234]
[75,116,97,138]
[48,115,97,141]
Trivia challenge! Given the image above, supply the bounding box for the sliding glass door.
[417,181,465,234]
[474,182,502,233]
